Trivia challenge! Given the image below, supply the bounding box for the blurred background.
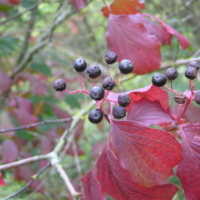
[0,0,199,199]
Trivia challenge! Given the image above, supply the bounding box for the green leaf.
[0,36,19,57]
[31,62,52,76]
[65,93,84,108]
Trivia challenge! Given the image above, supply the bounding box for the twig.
[15,9,36,65]
[160,57,200,70]
[54,163,82,200]
[0,155,49,171]
[3,162,51,200]
[0,117,72,134]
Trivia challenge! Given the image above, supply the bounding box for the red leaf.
[101,0,145,18]
[177,123,200,200]
[0,70,11,95]
[15,165,44,193]
[70,0,87,12]
[39,138,53,170]
[0,172,6,186]
[1,140,19,163]
[143,13,189,49]
[127,98,173,126]
[106,15,161,74]
[8,0,20,4]
[81,168,106,200]
[110,120,183,187]
[96,143,178,200]
[183,103,200,123]
[132,13,172,45]
[74,120,84,140]
[107,84,169,112]
[14,108,38,126]
[67,143,85,156]
[51,104,71,119]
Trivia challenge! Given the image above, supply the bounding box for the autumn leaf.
[177,123,200,200]
[110,119,183,187]
[70,0,87,12]
[96,143,179,200]
[127,98,173,126]
[81,168,106,200]
[0,172,6,186]
[106,14,161,74]
[143,13,189,49]
[101,0,145,18]
[1,140,19,163]
[107,84,169,112]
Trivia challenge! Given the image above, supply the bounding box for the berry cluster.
[53,52,134,124]
[152,61,200,105]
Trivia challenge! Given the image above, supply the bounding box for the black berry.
[152,73,167,87]
[88,108,103,124]
[185,67,197,80]
[118,94,131,107]
[188,61,200,70]
[74,58,87,72]
[89,86,105,101]
[195,92,200,105]
[166,68,178,80]
[112,105,126,119]
[105,52,117,64]
[174,93,187,104]
[102,76,115,90]
[53,79,66,92]
[119,59,134,74]
[87,65,101,79]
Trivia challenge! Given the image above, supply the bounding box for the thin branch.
[0,155,48,171]
[3,162,51,200]
[0,117,72,134]
[160,57,200,69]
[16,9,36,65]
[54,163,82,200]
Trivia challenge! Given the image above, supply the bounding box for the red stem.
[102,0,111,13]
[115,72,121,85]
[163,85,177,93]
[175,99,191,125]
[171,80,173,90]
[92,79,95,86]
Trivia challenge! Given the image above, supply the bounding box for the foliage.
[0,0,200,200]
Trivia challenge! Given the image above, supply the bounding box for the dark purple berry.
[152,73,167,87]
[188,61,200,70]
[174,93,187,104]
[53,79,66,92]
[74,58,87,72]
[105,52,117,64]
[87,65,101,79]
[112,106,126,119]
[119,59,134,74]
[185,67,197,80]
[195,92,200,105]
[89,86,105,101]
[102,76,115,90]
[118,94,131,107]
[166,68,178,80]
[88,108,103,124]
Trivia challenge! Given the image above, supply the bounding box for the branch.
[54,163,82,200]
[160,57,200,69]
[0,117,72,134]
[3,162,51,200]
[15,9,36,65]
[0,155,48,171]
[10,4,76,79]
